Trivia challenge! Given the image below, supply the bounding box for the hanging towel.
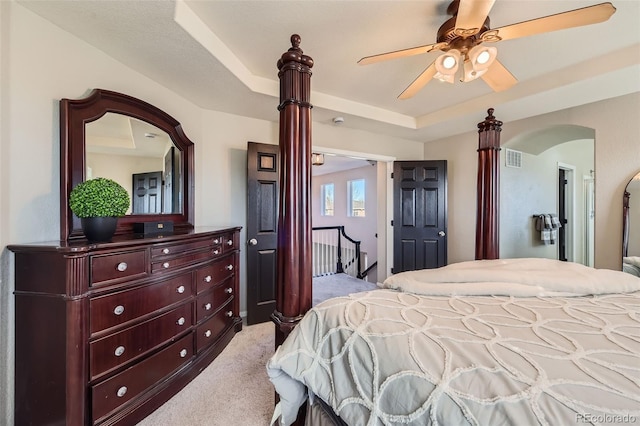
[534,214,559,245]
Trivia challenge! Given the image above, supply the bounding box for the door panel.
[393,160,447,273]
[132,171,162,214]
[246,142,279,325]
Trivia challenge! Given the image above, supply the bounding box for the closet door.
[393,160,447,273]
[246,141,279,324]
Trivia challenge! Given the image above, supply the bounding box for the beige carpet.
[136,321,276,425]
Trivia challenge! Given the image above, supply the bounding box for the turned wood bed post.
[271,34,314,347]
[475,108,502,260]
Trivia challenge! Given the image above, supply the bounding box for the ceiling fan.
[358,0,616,99]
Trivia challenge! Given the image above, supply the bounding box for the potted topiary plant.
[69,177,131,242]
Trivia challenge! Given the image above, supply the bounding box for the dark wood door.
[246,142,279,325]
[558,169,568,261]
[393,160,447,273]
[132,171,162,214]
[163,147,180,213]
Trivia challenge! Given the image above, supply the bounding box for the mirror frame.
[60,89,195,241]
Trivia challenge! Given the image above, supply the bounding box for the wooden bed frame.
[271,35,503,348]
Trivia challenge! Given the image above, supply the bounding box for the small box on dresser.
[9,226,242,426]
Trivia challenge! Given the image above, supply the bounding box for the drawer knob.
[224,288,233,294]
[225,310,233,317]
[177,317,186,326]
[117,386,128,398]
[213,238,221,244]
[204,329,212,338]
[204,275,212,283]
[227,240,233,246]
[114,346,125,357]
[177,285,185,294]
[213,249,220,255]
[205,302,212,311]
[162,248,170,254]
[113,305,125,315]
[163,262,170,269]
[179,349,188,358]
[225,264,234,271]
[116,262,128,272]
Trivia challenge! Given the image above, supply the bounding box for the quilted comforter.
[267,258,640,426]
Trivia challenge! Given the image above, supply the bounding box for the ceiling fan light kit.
[358,1,616,98]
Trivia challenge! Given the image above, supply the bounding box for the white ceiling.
[19,0,640,144]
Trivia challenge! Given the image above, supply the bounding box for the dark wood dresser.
[8,226,242,426]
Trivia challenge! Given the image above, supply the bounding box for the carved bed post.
[475,108,502,260]
[271,35,314,347]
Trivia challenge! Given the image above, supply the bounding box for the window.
[348,179,365,217]
[321,183,334,216]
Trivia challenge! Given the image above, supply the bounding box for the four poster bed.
[267,36,640,425]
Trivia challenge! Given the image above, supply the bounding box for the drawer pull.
[204,275,212,283]
[226,240,233,246]
[177,285,185,294]
[116,262,128,272]
[225,310,233,317]
[177,317,186,326]
[225,264,234,271]
[163,262,170,269]
[213,238,221,244]
[113,305,125,315]
[204,329,212,338]
[205,302,212,311]
[179,349,188,358]
[224,287,233,294]
[162,248,170,254]
[117,386,128,398]
[213,249,220,255]
[114,346,125,357]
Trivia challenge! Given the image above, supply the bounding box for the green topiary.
[69,177,130,218]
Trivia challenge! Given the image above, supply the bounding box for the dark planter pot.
[81,216,118,242]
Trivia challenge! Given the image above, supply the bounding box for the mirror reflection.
[623,171,640,276]
[85,113,183,215]
[500,125,595,266]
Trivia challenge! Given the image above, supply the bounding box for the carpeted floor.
[136,321,276,425]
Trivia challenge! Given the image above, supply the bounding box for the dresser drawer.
[91,250,148,286]
[151,249,215,273]
[90,273,192,334]
[151,238,216,259]
[222,232,238,253]
[91,333,194,423]
[90,303,193,379]
[195,255,235,294]
[195,277,234,323]
[195,301,234,353]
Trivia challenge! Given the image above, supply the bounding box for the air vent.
[505,149,522,168]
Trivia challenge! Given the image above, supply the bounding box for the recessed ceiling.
[19,0,640,143]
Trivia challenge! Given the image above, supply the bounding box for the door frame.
[558,162,576,262]
[312,146,395,281]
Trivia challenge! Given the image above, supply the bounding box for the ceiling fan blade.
[398,62,438,99]
[358,43,444,65]
[481,59,517,92]
[455,0,496,36]
[483,2,615,43]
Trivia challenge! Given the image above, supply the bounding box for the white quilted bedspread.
[267,259,640,426]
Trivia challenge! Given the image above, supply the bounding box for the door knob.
[438,231,446,237]
[248,238,258,246]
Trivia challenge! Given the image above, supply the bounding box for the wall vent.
[505,148,522,168]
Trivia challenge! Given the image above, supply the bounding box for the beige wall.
[424,92,640,270]
[0,4,424,423]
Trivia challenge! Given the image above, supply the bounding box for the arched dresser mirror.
[623,170,640,276]
[60,88,194,240]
